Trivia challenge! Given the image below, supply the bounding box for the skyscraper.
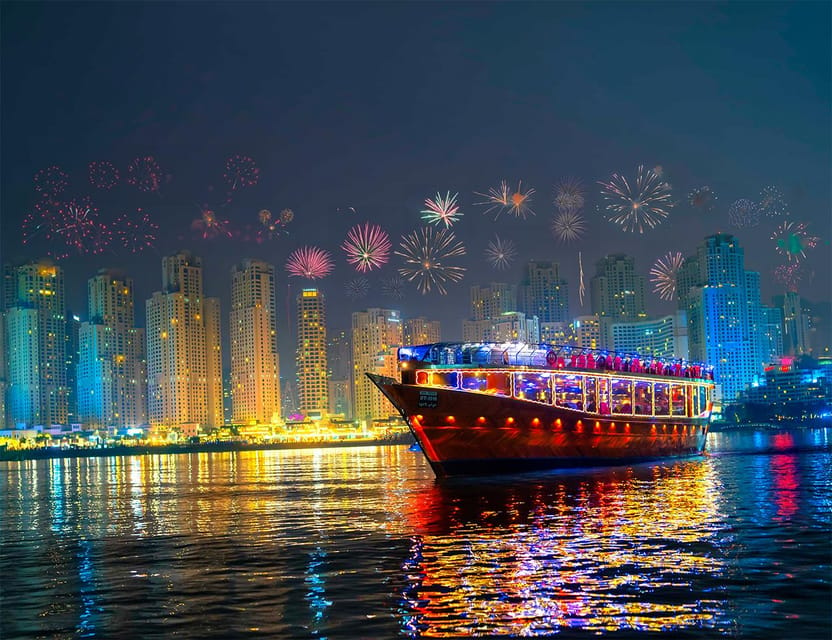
[77,269,147,429]
[403,317,441,345]
[3,260,68,428]
[146,252,222,431]
[230,260,280,425]
[590,254,647,345]
[610,311,688,359]
[679,234,766,401]
[296,288,328,414]
[469,283,516,321]
[327,329,352,418]
[518,261,570,323]
[352,308,402,423]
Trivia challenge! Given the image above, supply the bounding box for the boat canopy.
[397,342,714,380]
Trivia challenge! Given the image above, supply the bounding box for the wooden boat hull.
[368,374,709,477]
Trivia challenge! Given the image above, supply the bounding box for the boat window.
[584,376,597,413]
[427,371,459,388]
[555,374,583,410]
[654,382,670,416]
[697,385,708,416]
[466,371,511,396]
[611,378,633,415]
[686,384,695,417]
[460,371,487,392]
[514,372,552,404]
[671,384,686,416]
[634,380,652,415]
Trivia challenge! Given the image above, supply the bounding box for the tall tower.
[403,317,441,345]
[469,283,516,321]
[590,254,647,345]
[3,260,68,428]
[296,288,328,414]
[77,269,147,429]
[680,234,766,401]
[352,308,402,423]
[327,329,352,418]
[518,261,570,323]
[146,251,222,430]
[230,259,281,425]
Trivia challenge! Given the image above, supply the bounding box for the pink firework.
[127,156,163,193]
[421,192,463,227]
[772,220,819,262]
[22,200,60,245]
[286,246,334,279]
[114,208,158,253]
[224,154,260,190]
[191,207,232,239]
[33,166,69,198]
[88,161,121,190]
[49,197,111,259]
[774,263,809,292]
[342,222,392,272]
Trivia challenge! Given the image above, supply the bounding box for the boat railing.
[397,342,714,381]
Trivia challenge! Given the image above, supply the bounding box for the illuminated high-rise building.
[761,305,784,363]
[569,315,601,350]
[3,259,68,428]
[77,270,147,429]
[470,283,516,321]
[296,288,328,414]
[327,329,352,418]
[230,260,280,424]
[146,251,222,430]
[678,233,766,401]
[463,312,539,343]
[403,317,441,345]
[610,311,688,359]
[352,308,402,423]
[590,254,647,346]
[0,313,6,429]
[65,311,81,425]
[518,261,570,323]
[777,291,812,356]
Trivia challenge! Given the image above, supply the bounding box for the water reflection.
[399,461,731,636]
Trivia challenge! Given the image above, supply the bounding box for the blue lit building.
[77,269,147,429]
[518,261,570,324]
[3,260,68,428]
[679,234,766,401]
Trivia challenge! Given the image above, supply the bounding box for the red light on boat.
[416,415,424,422]
[593,421,602,434]
[531,417,541,427]
[477,416,487,425]
[505,417,515,426]
[624,424,631,433]
[552,418,562,430]
[445,415,455,424]
[609,423,616,432]
[651,425,657,434]
[662,424,667,433]
[575,421,583,433]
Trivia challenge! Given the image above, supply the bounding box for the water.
[1,428,830,639]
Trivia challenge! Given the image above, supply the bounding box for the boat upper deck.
[398,342,714,381]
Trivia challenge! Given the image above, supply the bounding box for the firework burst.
[191,207,232,239]
[88,161,121,190]
[22,200,61,246]
[649,251,685,301]
[47,197,111,259]
[114,208,158,253]
[598,165,674,233]
[342,222,391,272]
[286,246,334,279]
[774,263,809,293]
[421,191,463,227]
[345,276,370,299]
[33,166,69,198]
[688,186,717,211]
[758,185,788,218]
[772,220,819,262]
[253,209,290,242]
[380,276,405,299]
[484,234,517,270]
[507,181,535,219]
[728,199,760,228]
[395,227,466,295]
[474,180,510,218]
[224,154,260,190]
[551,209,586,243]
[127,156,163,193]
[553,177,585,213]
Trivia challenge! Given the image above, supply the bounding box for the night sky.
[2,2,830,374]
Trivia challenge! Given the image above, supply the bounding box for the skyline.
[1,2,829,357]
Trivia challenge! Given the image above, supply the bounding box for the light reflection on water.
[0,429,830,639]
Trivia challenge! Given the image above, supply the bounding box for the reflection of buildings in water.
[399,462,732,636]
